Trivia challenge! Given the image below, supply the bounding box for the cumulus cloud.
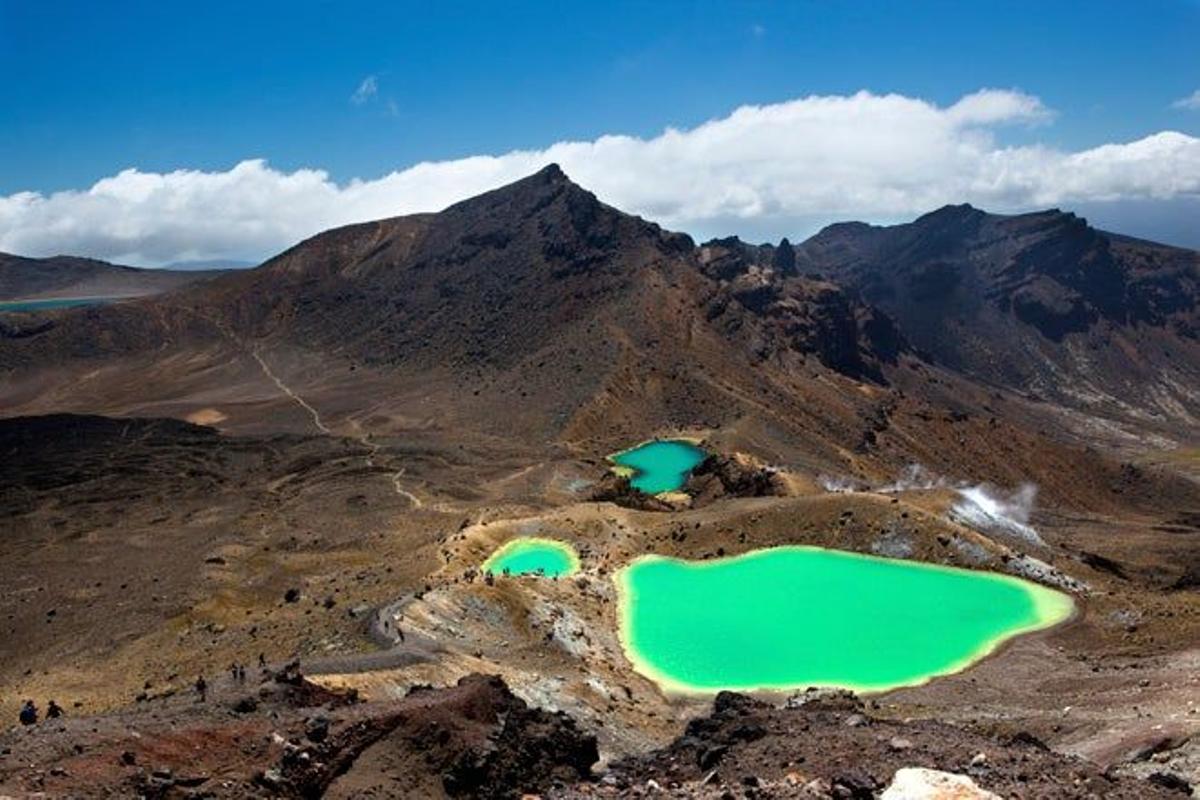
[3,89,1200,264]
[350,75,378,105]
[1173,90,1200,111]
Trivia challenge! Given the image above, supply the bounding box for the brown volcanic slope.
[789,205,1200,435]
[0,252,226,300]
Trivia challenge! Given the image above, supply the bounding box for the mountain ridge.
[1,165,1196,444]
[0,252,227,301]
[784,203,1199,426]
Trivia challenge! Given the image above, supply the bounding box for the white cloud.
[3,89,1200,265]
[1172,89,1200,110]
[350,75,378,105]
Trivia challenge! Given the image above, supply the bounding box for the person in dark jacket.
[19,700,37,725]
[46,699,63,719]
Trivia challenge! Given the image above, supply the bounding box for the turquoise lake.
[617,546,1073,694]
[610,440,706,494]
[482,537,580,578]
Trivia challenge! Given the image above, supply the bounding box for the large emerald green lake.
[482,537,580,578]
[610,439,706,494]
[617,546,1073,694]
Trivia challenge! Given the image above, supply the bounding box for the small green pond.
[617,546,1073,694]
[610,439,706,494]
[482,537,580,578]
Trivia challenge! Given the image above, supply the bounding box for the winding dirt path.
[205,314,423,508]
[249,347,331,434]
[362,442,424,509]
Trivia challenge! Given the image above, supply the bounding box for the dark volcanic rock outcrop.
[0,414,225,500]
[589,472,676,511]
[314,674,598,799]
[685,452,785,507]
[595,690,1180,799]
[0,673,596,799]
[699,236,908,381]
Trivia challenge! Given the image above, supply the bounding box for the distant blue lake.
[0,297,120,313]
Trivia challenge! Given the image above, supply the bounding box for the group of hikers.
[193,655,268,703]
[20,654,272,720]
[18,699,63,725]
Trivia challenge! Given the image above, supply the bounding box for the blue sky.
[4,0,1198,192]
[1,0,1199,262]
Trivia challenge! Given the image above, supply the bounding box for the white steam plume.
[821,463,1046,547]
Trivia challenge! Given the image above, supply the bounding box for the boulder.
[880,767,1001,799]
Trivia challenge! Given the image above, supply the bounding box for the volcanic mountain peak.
[911,202,986,224]
[427,162,694,263]
[252,163,690,288]
[436,161,576,224]
[446,161,572,207]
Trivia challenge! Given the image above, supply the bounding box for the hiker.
[46,699,63,719]
[229,662,238,680]
[195,675,207,703]
[236,663,246,683]
[258,653,267,668]
[19,700,37,726]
